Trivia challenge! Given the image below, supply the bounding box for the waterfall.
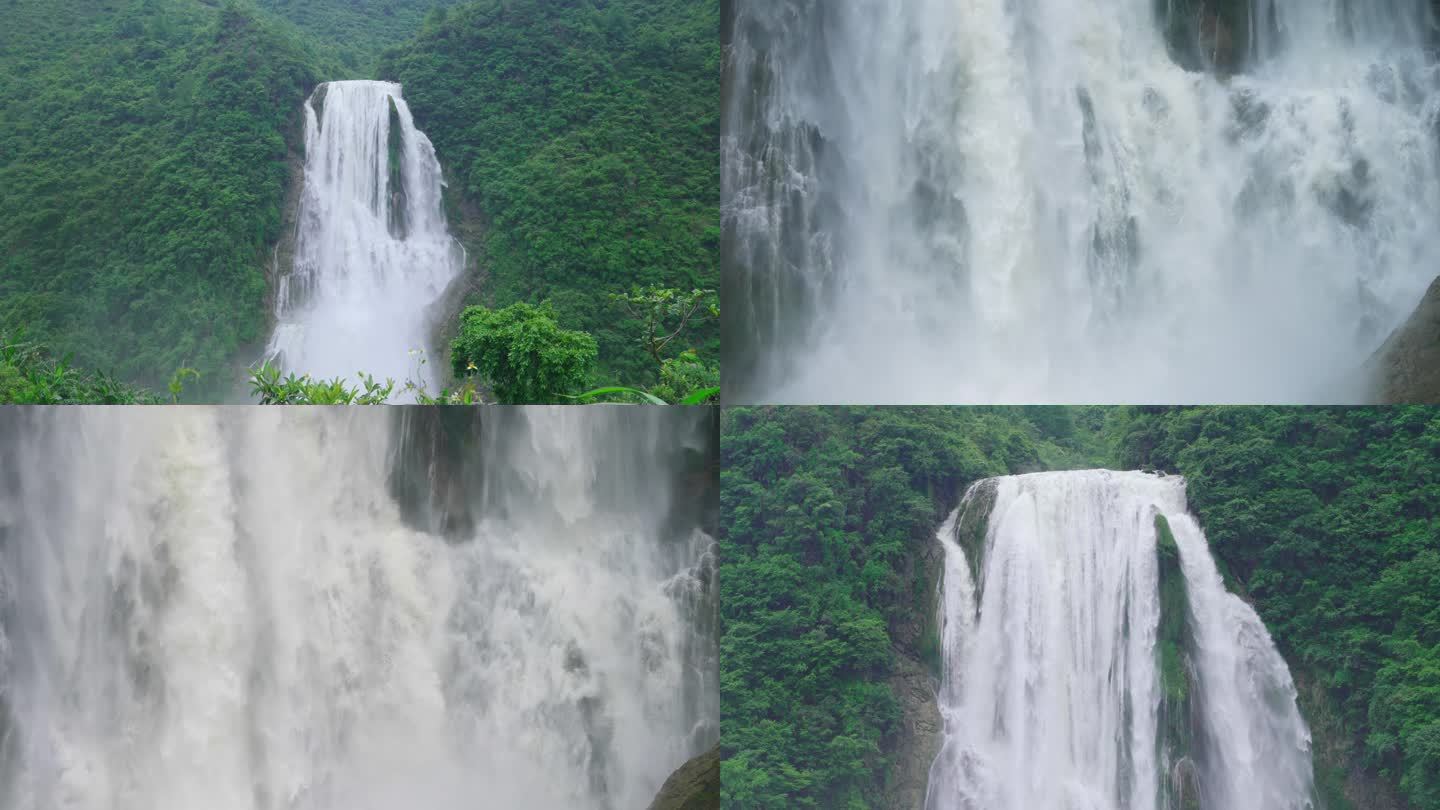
[0,407,717,810]
[723,0,1440,403]
[926,470,1314,810]
[266,81,465,395]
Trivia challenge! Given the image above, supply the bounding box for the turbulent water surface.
[724,0,1440,403]
[926,470,1314,810]
[0,408,717,810]
[267,81,465,395]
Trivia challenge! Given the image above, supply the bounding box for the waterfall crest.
[926,470,1313,810]
[267,81,465,395]
[0,408,717,810]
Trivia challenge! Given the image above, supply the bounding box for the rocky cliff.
[877,483,990,810]
[1370,274,1440,403]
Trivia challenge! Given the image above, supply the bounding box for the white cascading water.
[267,81,465,394]
[0,407,717,810]
[723,0,1440,403]
[926,470,1314,810]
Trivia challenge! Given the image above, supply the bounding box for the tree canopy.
[449,301,598,404]
[0,0,324,397]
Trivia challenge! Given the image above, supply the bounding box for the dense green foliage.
[720,407,1111,808]
[0,331,161,404]
[450,301,598,404]
[1121,407,1440,809]
[572,285,719,403]
[652,349,721,403]
[380,0,720,384]
[252,0,456,70]
[0,0,322,397]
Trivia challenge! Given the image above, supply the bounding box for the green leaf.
[679,386,719,404]
[567,386,667,405]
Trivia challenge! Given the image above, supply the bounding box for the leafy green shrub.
[652,350,720,404]
[0,331,160,404]
[247,359,395,404]
[449,301,598,404]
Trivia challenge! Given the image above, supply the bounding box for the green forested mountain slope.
[251,0,457,71]
[0,0,322,396]
[379,0,720,385]
[2,0,717,399]
[721,406,1440,810]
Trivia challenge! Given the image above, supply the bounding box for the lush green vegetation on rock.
[720,407,1112,808]
[0,0,323,398]
[379,0,720,385]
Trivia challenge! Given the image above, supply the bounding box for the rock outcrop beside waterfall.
[876,485,975,810]
[1371,274,1440,403]
[647,747,719,810]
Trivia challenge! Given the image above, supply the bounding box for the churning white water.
[723,0,1440,403]
[267,81,465,394]
[926,470,1313,810]
[0,408,717,810]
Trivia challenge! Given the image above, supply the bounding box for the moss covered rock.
[1154,514,1202,810]
[648,746,719,810]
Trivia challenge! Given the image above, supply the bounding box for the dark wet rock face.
[1156,0,1254,75]
[884,656,944,810]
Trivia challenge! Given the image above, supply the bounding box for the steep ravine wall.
[228,111,308,400]
[877,481,993,810]
[424,161,490,384]
[1297,672,1408,810]
[881,533,944,810]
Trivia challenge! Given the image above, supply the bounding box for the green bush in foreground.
[0,331,161,404]
[449,301,599,404]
